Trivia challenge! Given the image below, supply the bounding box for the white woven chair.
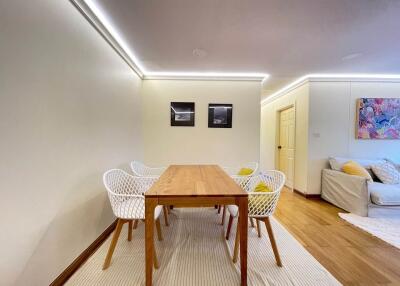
[102,169,164,270]
[220,162,259,225]
[130,161,170,226]
[225,171,285,266]
[130,160,166,177]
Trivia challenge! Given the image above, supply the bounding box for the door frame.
[275,104,296,190]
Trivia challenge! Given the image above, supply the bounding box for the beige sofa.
[321,157,400,218]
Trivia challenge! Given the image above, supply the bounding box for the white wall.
[260,83,309,193]
[262,79,400,195]
[142,80,261,166]
[0,1,143,285]
[308,80,400,194]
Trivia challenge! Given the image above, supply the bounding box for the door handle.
[278,146,282,149]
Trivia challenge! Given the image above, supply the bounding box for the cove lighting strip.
[71,0,269,82]
[145,71,269,81]
[261,73,400,105]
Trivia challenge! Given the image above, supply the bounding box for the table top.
[145,165,247,198]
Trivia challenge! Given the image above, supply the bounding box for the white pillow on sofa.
[385,158,400,173]
[371,162,400,185]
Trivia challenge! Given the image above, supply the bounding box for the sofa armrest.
[321,169,369,216]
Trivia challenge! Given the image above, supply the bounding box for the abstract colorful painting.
[357,98,400,139]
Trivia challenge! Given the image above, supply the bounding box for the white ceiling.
[92,0,400,99]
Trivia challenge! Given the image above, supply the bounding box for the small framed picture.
[170,102,195,126]
[208,103,232,128]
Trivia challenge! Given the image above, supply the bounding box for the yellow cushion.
[341,161,372,181]
[249,182,273,213]
[237,167,254,176]
[254,182,272,192]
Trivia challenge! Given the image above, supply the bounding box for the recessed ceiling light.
[342,53,362,61]
[192,48,208,58]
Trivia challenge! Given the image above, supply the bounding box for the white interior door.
[278,107,295,188]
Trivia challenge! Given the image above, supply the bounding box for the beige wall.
[260,83,309,193]
[0,1,143,285]
[307,80,400,194]
[142,80,261,166]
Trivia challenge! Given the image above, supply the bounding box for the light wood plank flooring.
[274,189,400,286]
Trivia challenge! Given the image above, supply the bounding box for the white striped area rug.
[67,208,340,286]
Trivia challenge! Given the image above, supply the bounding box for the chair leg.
[264,217,282,267]
[232,220,240,263]
[163,206,170,226]
[256,219,261,238]
[103,219,124,270]
[153,244,159,269]
[217,205,221,214]
[221,206,226,226]
[225,215,234,240]
[155,218,163,241]
[250,218,255,228]
[128,220,133,241]
[133,219,139,230]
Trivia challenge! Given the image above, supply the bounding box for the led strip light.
[261,73,400,105]
[71,0,269,82]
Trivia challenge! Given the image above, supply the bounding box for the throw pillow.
[341,161,373,181]
[385,158,400,173]
[254,181,272,192]
[249,182,273,213]
[371,162,400,184]
[237,167,254,176]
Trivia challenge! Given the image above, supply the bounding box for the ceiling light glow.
[77,0,270,81]
[144,71,270,81]
[261,73,400,105]
[83,0,147,73]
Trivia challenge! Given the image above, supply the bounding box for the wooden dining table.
[144,165,248,286]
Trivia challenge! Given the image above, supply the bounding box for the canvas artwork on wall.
[356,98,400,139]
[208,104,233,128]
[170,102,195,126]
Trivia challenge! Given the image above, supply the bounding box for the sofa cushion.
[371,162,400,184]
[369,182,400,206]
[329,157,386,171]
[341,160,373,181]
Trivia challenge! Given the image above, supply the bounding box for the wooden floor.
[274,189,400,286]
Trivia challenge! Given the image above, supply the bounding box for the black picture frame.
[170,102,195,126]
[208,103,233,128]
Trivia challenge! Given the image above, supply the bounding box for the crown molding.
[70,0,144,78]
[71,1,400,86]
[71,0,269,82]
[143,73,268,81]
[261,74,400,106]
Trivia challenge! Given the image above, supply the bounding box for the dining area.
[65,161,340,286]
[94,161,284,285]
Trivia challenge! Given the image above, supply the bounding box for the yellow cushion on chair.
[254,182,272,192]
[341,160,372,181]
[249,182,273,214]
[237,167,254,176]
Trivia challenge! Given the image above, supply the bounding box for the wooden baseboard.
[293,189,321,199]
[50,219,118,286]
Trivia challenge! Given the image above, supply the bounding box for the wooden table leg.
[238,197,248,286]
[145,197,157,286]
